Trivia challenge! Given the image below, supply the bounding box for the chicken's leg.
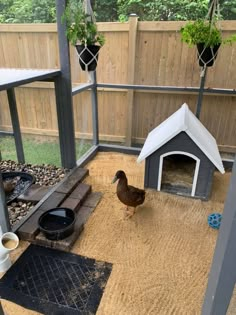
[124,206,135,219]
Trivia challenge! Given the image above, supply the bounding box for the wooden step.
[17,167,90,241]
[17,184,53,203]
[17,191,68,240]
[17,166,102,251]
[34,216,84,252]
[33,192,102,252]
[55,168,89,194]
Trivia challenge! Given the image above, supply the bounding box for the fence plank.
[1,21,236,151]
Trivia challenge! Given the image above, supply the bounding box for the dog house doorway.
[157,151,200,197]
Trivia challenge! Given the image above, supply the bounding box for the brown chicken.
[112,170,145,218]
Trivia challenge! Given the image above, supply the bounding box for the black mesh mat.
[0,244,112,315]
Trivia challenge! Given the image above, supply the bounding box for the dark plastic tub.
[38,208,75,241]
[2,171,36,204]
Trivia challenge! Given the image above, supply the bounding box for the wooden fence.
[0,19,236,152]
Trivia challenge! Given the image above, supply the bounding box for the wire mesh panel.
[0,244,112,315]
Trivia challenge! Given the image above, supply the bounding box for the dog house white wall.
[137,103,225,200]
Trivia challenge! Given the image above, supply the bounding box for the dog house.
[137,103,225,200]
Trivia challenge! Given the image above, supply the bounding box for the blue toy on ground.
[208,213,222,229]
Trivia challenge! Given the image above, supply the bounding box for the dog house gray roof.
[137,103,225,174]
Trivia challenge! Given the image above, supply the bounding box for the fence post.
[125,14,138,147]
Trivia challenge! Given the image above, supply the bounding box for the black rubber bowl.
[38,208,75,241]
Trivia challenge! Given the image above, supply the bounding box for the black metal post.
[0,172,11,233]
[90,71,99,145]
[7,88,25,163]
[195,0,215,119]
[202,155,236,315]
[195,67,208,119]
[55,0,76,169]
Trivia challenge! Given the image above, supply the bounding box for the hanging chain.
[206,0,220,24]
[83,0,96,77]
[83,0,96,23]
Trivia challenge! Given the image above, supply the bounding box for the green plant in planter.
[180,19,236,66]
[62,0,105,71]
[180,19,236,47]
[62,0,105,46]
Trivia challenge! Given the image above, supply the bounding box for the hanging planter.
[75,44,101,71]
[62,0,105,72]
[180,19,236,68]
[196,43,221,67]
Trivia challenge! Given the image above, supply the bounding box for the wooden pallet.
[17,167,102,251]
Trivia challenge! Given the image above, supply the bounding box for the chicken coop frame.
[0,0,236,314]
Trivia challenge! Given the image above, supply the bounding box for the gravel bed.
[0,160,69,227]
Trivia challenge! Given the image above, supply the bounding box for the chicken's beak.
[111,176,118,184]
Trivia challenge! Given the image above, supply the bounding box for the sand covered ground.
[1,152,234,314]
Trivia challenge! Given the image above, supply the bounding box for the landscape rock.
[0,160,69,227]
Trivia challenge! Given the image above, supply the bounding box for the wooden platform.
[17,184,53,203]
[17,167,102,251]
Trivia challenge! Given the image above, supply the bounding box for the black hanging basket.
[75,44,101,71]
[197,43,221,67]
